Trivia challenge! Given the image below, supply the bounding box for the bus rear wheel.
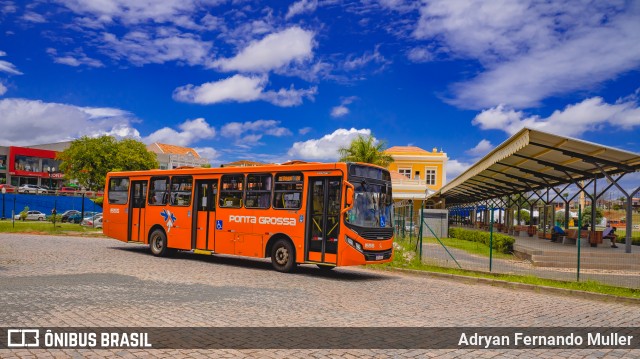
[149,229,170,257]
[271,239,296,272]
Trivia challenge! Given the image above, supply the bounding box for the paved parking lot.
[0,233,638,358]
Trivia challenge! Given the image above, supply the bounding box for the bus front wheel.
[149,229,170,257]
[271,239,296,273]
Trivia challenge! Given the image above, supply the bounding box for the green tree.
[338,134,394,167]
[581,206,604,226]
[555,210,566,226]
[516,209,531,225]
[58,136,158,190]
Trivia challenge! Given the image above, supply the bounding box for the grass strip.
[371,237,640,299]
[0,220,103,235]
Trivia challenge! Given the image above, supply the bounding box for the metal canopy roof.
[433,128,640,206]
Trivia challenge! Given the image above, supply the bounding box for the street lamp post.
[47,167,57,227]
[1,187,5,220]
[46,166,56,191]
[81,188,86,224]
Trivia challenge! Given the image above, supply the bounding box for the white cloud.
[101,30,213,66]
[343,45,389,71]
[221,119,292,147]
[285,0,318,20]
[56,0,202,26]
[298,127,312,135]
[22,11,46,23]
[47,48,104,68]
[331,106,349,118]
[414,1,640,109]
[0,51,22,75]
[173,74,266,104]
[446,159,473,183]
[173,74,316,107]
[261,85,317,107]
[472,94,640,137]
[0,83,6,95]
[212,27,315,72]
[193,146,219,164]
[330,96,357,118]
[288,128,371,160]
[0,98,140,145]
[143,118,216,146]
[407,47,433,63]
[465,139,494,157]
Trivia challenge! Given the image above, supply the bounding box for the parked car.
[0,184,16,193]
[60,210,80,222]
[14,210,46,221]
[81,214,103,228]
[58,187,78,195]
[67,211,100,224]
[18,184,47,194]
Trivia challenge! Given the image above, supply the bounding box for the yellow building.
[385,146,447,207]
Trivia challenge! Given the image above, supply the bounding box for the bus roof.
[107,161,389,177]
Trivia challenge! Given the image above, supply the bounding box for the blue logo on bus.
[216,220,223,230]
[380,216,386,227]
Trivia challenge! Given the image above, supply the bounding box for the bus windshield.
[347,181,393,228]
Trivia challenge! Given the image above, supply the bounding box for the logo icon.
[160,209,176,232]
[7,329,39,347]
[216,220,223,230]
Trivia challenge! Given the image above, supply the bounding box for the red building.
[0,146,64,188]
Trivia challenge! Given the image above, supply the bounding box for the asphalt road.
[0,233,638,358]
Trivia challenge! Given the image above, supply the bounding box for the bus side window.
[245,174,272,209]
[220,174,244,208]
[149,177,169,205]
[108,177,129,204]
[170,176,193,207]
[273,173,303,209]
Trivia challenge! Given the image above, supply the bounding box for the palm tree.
[338,134,394,167]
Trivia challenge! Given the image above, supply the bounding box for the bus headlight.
[345,236,363,253]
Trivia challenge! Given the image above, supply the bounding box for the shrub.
[449,227,515,254]
[92,196,104,207]
[19,206,29,221]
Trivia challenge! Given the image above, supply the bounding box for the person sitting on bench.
[603,222,618,248]
[550,225,565,242]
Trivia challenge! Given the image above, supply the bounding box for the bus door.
[128,180,147,242]
[192,179,218,251]
[306,177,341,264]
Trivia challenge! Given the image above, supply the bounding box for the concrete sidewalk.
[420,234,640,289]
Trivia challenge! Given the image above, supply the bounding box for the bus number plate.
[375,255,383,260]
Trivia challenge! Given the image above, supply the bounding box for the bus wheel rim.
[154,235,163,251]
[275,247,288,265]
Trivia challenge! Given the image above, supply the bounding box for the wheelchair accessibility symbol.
[216,220,223,230]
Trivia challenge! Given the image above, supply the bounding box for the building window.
[399,168,411,179]
[425,169,436,185]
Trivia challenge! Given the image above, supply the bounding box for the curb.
[378,267,640,305]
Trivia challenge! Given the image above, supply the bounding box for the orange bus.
[102,162,394,272]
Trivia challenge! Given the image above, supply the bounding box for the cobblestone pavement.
[0,233,639,358]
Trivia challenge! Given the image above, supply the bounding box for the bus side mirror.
[346,187,354,206]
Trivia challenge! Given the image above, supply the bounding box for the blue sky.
[1,0,640,185]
